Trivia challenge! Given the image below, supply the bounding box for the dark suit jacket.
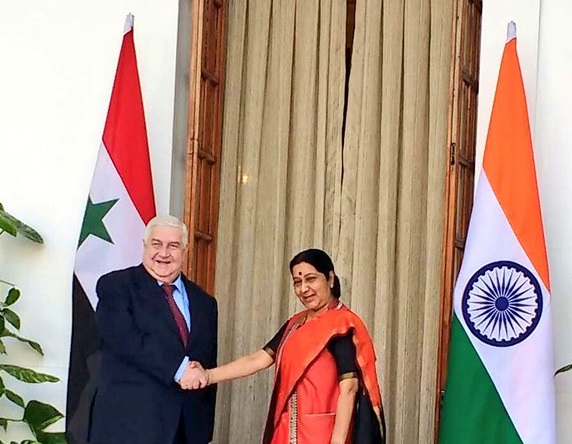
[88,264,217,444]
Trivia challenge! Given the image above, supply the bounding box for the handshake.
[179,361,210,390]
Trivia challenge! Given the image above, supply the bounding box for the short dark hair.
[289,248,341,298]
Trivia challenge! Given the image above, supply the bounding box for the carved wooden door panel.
[183,0,227,295]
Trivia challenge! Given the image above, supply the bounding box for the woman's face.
[291,262,334,315]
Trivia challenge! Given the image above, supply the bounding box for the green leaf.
[3,309,20,330]
[0,340,6,354]
[0,365,59,383]
[23,401,63,433]
[0,417,7,431]
[0,327,11,337]
[0,331,44,355]
[0,211,17,237]
[5,289,20,307]
[0,209,43,243]
[34,432,66,444]
[5,390,24,408]
[16,225,43,244]
[555,363,572,375]
[23,340,43,355]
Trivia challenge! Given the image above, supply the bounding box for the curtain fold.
[214,1,345,441]
[339,1,453,442]
[215,0,453,442]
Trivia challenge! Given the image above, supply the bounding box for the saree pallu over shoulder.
[263,304,384,443]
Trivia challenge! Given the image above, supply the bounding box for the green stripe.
[439,315,522,444]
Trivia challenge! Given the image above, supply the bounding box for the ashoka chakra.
[461,260,542,347]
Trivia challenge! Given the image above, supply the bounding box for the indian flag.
[439,22,556,444]
[65,14,156,443]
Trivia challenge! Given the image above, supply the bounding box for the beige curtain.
[215,0,453,442]
[214,1,346,441]
[337,1,453,443]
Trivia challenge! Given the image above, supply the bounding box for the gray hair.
[144,215,189,248]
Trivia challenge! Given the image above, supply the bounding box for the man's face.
[142,225,186,284]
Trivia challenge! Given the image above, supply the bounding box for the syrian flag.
[439,22,556,444]
[66,14,156,443]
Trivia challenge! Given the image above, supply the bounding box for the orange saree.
[263,304,383,444]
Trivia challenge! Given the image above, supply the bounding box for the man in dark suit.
[88,215,218,444]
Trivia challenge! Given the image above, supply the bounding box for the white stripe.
[453,172,556,444]
[74,141,146,309]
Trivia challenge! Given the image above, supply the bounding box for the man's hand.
[179,361,208,390]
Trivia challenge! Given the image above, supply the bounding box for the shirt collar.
[158,275,184,294]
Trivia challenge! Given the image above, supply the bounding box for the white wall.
[0,0,179,439]
[3,0,572,442]
[480,0,572,442]
[536,1,572,441]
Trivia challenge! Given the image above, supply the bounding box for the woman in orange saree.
[188,249,384,444]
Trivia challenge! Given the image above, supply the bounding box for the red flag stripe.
[102,28,156,224]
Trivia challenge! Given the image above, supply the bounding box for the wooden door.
[436,0,482,436]
[183,0,227,295]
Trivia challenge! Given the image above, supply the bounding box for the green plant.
[0,203,66,444]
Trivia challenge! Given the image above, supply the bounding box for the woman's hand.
[179,361,208,389]
[200,349,274,386]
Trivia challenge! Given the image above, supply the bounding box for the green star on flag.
[78,197,118,247]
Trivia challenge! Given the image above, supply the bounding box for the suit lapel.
[133,264,183,343]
